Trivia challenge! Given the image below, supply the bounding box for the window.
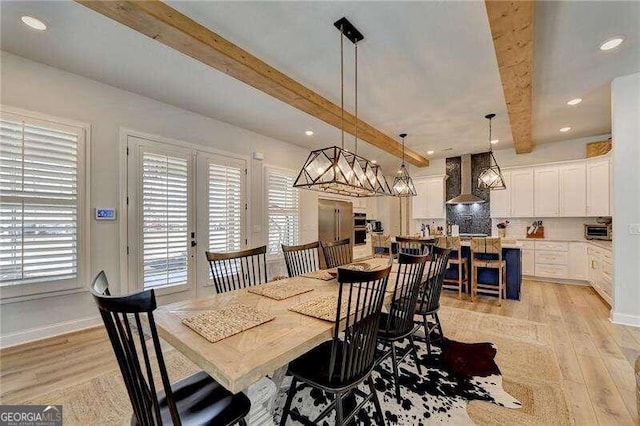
[0,110,86,296]
[208,162,243,253]
[266,168,299,255]
[141,152,189,289]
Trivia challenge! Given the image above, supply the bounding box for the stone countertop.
[506,237,612,251]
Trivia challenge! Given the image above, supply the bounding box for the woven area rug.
[20,306,572,425]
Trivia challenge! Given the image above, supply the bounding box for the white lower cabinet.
[568,242,588,281]
[522,249,535,276]
[518,240,604,291]
[587,245,613,305]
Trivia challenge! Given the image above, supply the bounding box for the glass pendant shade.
[293,146,392,197]
[478,151,506,190]
[392,164,417,196]
[478,113,507,190]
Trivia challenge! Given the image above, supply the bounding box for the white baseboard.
[523,276,590,286]
[611,312,640,328]
[0,316,101,348]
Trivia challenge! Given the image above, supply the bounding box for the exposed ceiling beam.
[76,0,429,167]
[485,0,534,154]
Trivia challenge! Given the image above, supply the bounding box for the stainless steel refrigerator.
[318,199,353,263]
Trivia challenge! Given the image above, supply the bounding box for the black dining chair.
[206,245,268,294]
[395,236,432,256]
[90,272,251,426]
[279,266,391,426]
[320,238,352,269]
[414,246,451,356]
[376,253,429,402]
[282,241,321,277]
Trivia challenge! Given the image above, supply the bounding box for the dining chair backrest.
[206,245,268,294]
[470,237,502,261]
[382,253,429,336]
[395,236,431,256]
[282,241,320,277]
[320,238,352,269]
[90,272,179,426]
[331,266,391,384]
[416,247,451,314]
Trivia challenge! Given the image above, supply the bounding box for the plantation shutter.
[0,116,81,285]
[267,169,299,254]
[142,153,189,289]
[208,162,243,253]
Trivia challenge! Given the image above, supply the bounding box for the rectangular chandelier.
[293,146,392,197]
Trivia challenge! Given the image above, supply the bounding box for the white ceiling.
[533,1,640,143]
[1,1,638,171]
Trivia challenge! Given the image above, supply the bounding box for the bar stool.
[371,234,392,258]
[436,236,468,299]
[470,237,506,306]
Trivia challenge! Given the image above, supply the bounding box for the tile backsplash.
[491,217,592,241]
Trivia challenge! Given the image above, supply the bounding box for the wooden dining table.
[153,257,404,394]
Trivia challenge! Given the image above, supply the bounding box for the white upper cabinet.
[510,169,534,217]
[490,171,511,217]
[559,162,587,217]
[490,156,610,219]
[586,157,611,217]
[412,176,446,219]
[534,166,560,217]
[412,179,429,218]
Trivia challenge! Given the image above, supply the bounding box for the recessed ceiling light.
[567,98,582,106]
[371,160,377,164]
[600,36,624,51]
[427,150,434,155]
[559,126,572,133]
[490,139,499,145]
[304,130,314,136]
[21,16,47,31]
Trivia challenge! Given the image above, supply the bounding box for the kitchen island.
[454,240,522,301]
[390,236,522,301]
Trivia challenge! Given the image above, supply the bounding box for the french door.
[127,135,246,297]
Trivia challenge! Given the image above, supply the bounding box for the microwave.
[584,224,612,240]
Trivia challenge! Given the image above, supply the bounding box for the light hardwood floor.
[1,279,638,424]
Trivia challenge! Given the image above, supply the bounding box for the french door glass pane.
[208,163,242,253]
[142,152,188,289]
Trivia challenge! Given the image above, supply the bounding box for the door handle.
[191,231,197,247]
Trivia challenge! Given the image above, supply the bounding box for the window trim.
[0,105,91,303]
[264,164,300,260]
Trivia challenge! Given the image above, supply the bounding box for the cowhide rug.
[274,338,521,425]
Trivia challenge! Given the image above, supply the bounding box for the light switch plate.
[629,223,640,235]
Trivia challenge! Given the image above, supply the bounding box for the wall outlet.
[629,223,640,235]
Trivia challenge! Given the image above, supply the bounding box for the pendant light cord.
[354,41,358,155]
[488,115,493,152]
[340,26,345,151]
[402,135,406,165]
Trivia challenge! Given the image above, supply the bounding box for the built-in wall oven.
[354,212,367,246]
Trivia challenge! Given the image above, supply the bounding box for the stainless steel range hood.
[446,154,485,205]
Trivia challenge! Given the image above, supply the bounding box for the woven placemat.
[182,304,274,343]
[248,281,314,300]
[289,294,355,322]
[301,270,335,281]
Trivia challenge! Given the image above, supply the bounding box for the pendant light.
[293,18,392,197]
[392,133,417,197]
[478,113,506,190]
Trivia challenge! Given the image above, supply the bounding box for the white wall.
[0,51,320,344]
[411,134,611,179]
[611,72,640,327]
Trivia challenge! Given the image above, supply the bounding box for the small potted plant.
[497,220,510,238]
